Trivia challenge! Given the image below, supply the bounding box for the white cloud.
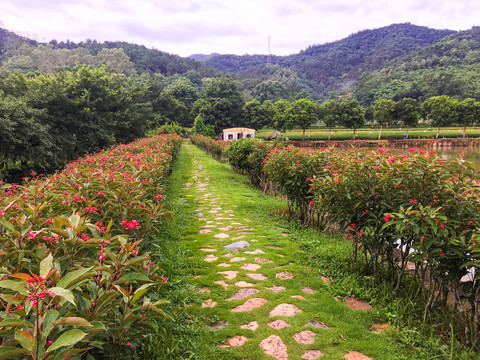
[2,0,480,56]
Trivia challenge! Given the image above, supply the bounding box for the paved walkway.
[182,143,385,360]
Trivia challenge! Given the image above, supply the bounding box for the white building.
[220,127,256,141]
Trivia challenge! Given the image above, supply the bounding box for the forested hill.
[201,23,455,93]
[354,26,480,105]
[0,29,217,77]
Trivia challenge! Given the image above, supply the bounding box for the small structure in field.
[221,127,255,141]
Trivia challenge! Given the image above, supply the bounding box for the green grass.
[256,126,480,141]
[138,140,478,359]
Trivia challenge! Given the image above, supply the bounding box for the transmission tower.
[267,35,271,67]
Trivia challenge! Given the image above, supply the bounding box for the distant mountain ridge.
[188,53,220,61]
[200,23,456,94]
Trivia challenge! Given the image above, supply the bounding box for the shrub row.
[0,133,182,359]
[224,138,480,348]
[189,134,230,160]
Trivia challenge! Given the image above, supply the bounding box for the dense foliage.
[0,133,182,359]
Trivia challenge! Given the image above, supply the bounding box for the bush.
[0,134,182,359]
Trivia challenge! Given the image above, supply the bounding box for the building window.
[246,134,251,138]
[228,134,233,140]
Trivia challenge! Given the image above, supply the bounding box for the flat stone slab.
[370,323,389,333]
[199,229,212,234]
[226,288,260,300]
[235,281,255,287]
[321,276,330,283]
[241,321,259,331]
[223,252,234,257]
[208,210,218,214]
[219,226,232,231]
[230,257,247,262]
[198,288,211,293]
[260,335,288,360]
[214,280,229,289]
[201,299,217,308]
[224,241,250,250]
[294,330,316,344]
[204,255,218,262]
[240,263,262,271]
[217,271,238,280]
[302,350,324,359]
[199,248,217,252]
[196,212,204,217]
[231,235,246,240]
[344,351,372,360]
[217,263,231,267]
[235,226,254,231]
[291,295,306,300]
[270,303,303,317]
[265,245,281,249]
[214,233,229,239]
[276,271,294,279]
[231,298,267,312]
[202,224,217,228]
[268,319,291,330]
[219,335,248,348]
[302,287,317,294]
[245,249,265,254]
[246,273,267,280]
[344,297,373,311]
[305,321,329,329]
[255,257,273,264]
[208,320,228,331]
[267,285,286,293]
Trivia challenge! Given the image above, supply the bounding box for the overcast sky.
[2,0,480,57]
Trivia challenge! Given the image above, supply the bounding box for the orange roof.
[223,127,256,132]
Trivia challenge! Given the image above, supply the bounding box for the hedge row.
[224,138,480,347]
[189,134,230,160]
[0,133,182,359]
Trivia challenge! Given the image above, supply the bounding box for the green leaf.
[150,305,172,320]
[57,267,93,289]
[49,287,76,305]
[0,219,14,232]
[40,253,54,278]
[15,330,34,352]
[0,280,28,295]
[130,284,152,305]
[0,319,34,328]
[0,347,28,360]
[53,317,92,327]
[47,329,86,352]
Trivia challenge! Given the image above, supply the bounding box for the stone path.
[183,143,391,359]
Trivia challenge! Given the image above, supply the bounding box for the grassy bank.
[257,126,480,141]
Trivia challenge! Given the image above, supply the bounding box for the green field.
[256,126,480,141]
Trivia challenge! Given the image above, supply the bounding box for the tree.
[252,81,287,103]
[271,99,295,133]
[291,98,318,140]
[320,100,341,141]
[242,99,269,130]
[339,100,365,139]
[457,98,480,138]
[373,98,396,140]
[194,77,245,134]
[425,95,458,139]
[394,98,419,139]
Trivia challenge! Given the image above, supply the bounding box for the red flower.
[154,194,163,200]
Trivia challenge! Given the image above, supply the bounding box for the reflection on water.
[387,148,480,169]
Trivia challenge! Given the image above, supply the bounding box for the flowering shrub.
[213,137,480,347]
[310,147,480,346]
[189,134,230,160]
[0,134,182,359]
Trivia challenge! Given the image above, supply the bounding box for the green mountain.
[201,23,455,97]
[0,30,216,77]
[354,26,480,105]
